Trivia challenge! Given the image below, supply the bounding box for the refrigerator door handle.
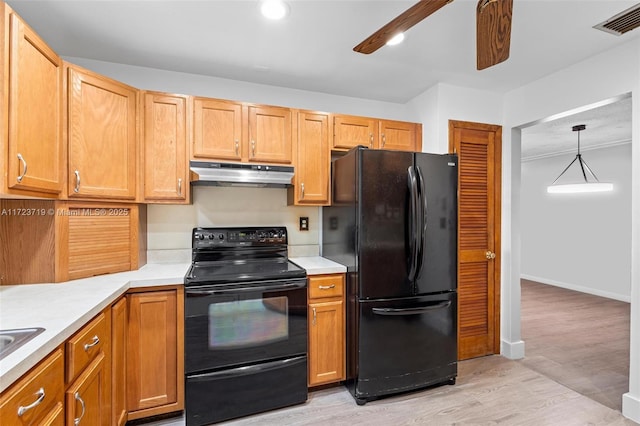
[407,166,421,282]
[372,300,452,316]
[415,165,427,278]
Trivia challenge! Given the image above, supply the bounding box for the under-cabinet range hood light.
[189,161,294,188]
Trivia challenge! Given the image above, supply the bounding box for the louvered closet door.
[449,120,502,360]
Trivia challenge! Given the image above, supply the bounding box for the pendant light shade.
[546,125,613,194]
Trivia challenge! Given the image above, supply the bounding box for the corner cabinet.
[126,286,184,420]
[288,111,330,206]
[141,92,190,203]
[66,63,137,200]
[308,274,345,387]
[2,6,64,197]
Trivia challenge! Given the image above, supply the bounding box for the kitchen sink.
[0,328,45,360]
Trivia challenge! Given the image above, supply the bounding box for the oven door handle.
[185,280,306,296]
[188,355,307,382]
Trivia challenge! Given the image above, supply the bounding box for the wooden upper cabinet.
[4,9,63,196]
[379,120,418,152]
[332,115,377,150]
[142,92,189,203]
[248,105,293,164]
[289,111,330,205]
[66,64,137,200]
[193,98,242,161]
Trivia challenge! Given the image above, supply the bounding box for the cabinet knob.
[17,387,45,416]
[16,153,27,183]
[485,251,496,260]
[74,170,81,193]
[74,391,86,425]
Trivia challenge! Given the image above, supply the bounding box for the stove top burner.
[185,226,306,286]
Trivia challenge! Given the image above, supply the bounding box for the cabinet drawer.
[308,275,344,299]
[66,312,107,383]
[0,348,64,426]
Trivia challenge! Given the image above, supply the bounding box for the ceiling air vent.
[593,3,640,36]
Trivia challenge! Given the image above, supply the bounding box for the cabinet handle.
[83,335,100,351]
[16,153,27,183]
[74,392,86,426]
[300,182,305,199]
[369,133,373,148]
[178,178,183,196]
[235,139,239,156]
[17,387,45,416]
[381,134,386,148]
[74,170,81,193]
[251,140,256,157]
[312,307,317,325]
[318,284,335,290]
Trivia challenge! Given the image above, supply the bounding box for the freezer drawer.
[354,292,457,401]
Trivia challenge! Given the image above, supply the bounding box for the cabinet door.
[333,115,377,150]
[379,120,417,151]
[127,288,184,419]
[248,105,292,164]
[66,352,110,426]
[292,112,329,205]
[111,297,127,426]
[6,12,63,195]
[67,65,137,199]
[193,98,242,161]
[308,299,345,386]
[143,92,188,202]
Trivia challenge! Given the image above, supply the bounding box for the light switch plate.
[299,217,309,231]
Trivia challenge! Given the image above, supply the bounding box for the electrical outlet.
[299,217,309,231]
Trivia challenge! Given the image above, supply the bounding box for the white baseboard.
[520,274,631,303]
[501,339,525,360]
[623,392,640,423]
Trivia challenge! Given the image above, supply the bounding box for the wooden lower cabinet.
[111,297,128,426]
[65,352,110,426]
[126,286,184,420]
[0,348,64,426]
[307,274,345,387]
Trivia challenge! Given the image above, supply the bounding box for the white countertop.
[0,257,345,393]
[0,262,190,393]
[290,256,347,275]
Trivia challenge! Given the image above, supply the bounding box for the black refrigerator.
[322,146,458,405]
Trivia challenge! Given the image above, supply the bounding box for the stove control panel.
[192,227,288,248]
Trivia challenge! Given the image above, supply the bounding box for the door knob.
[485,251,496,260]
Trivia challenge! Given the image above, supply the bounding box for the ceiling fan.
[353,0,513,70]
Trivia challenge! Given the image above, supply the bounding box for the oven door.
[185,278,307,374]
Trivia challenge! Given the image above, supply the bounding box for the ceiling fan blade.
[354,0,452,54]
[476,0,513,70]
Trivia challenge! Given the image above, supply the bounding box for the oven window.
[208,297,289,349]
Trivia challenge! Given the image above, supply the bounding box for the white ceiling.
[6,0,637,158]
[6,0,640,104]
[521,96,632,160]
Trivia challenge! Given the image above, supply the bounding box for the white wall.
[65,57,417,121]
[520,144,632,302]
[407,83,504,153]
[502,38,640,422]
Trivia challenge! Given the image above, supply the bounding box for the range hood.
[190,161,294,188]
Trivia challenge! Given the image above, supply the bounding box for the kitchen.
[1,1,640,425]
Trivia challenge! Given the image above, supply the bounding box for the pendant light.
[546,124,614,194]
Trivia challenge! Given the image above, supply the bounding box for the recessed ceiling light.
[261,0,289,20]
[386,33,405,46]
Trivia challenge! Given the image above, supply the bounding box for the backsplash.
[147,186,320,260]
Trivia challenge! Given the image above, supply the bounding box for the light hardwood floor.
[142,281,636,425]
[520,279,631,412]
